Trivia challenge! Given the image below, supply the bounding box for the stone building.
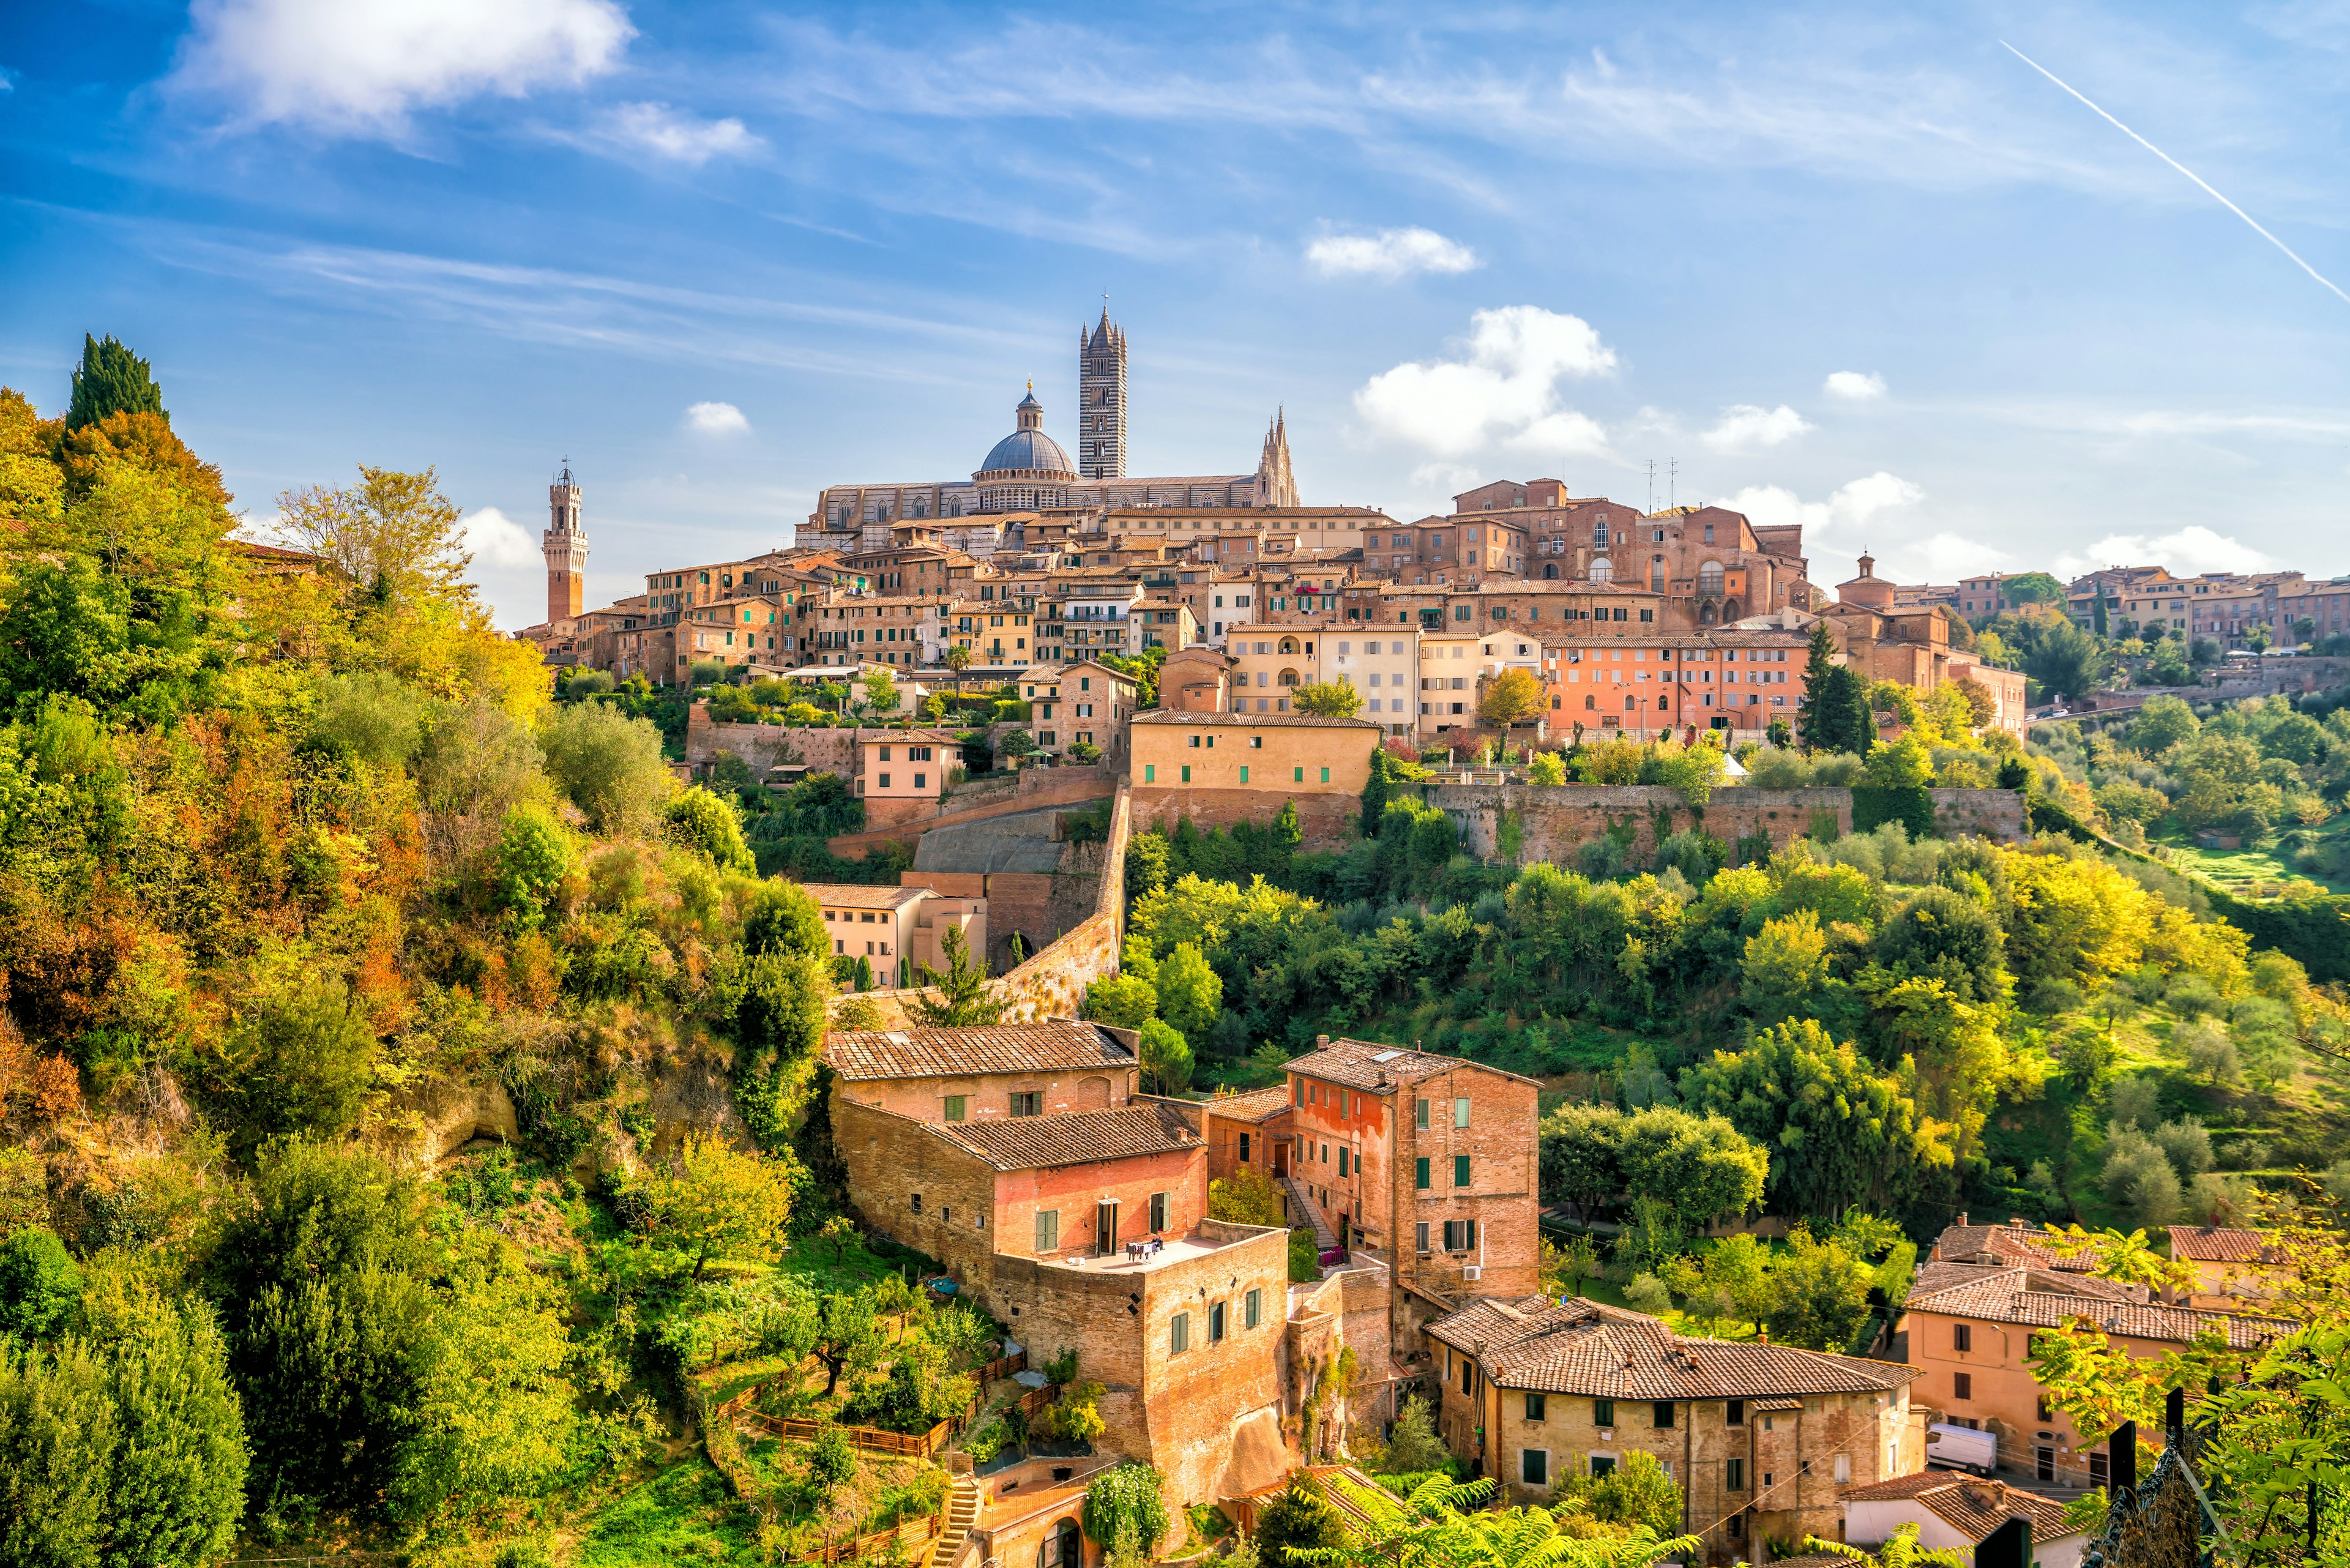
[826,1023,1294,1513]
[1128,711,1384,845]
[1281,1038,1541,1301]
[804,884,985,988]
[1198,1085,1295,1183]
[1426,1297,1924,1562]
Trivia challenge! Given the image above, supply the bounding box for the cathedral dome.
[976,384,1076,480]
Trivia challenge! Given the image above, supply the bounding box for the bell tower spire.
[544,461,588,623]
[1078,300,1127,480]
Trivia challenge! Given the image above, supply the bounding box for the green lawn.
[2150,815,2350,896]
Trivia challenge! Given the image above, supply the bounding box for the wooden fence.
[785,1509,942,1565]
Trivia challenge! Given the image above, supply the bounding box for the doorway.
[1094,1200,1120,1256]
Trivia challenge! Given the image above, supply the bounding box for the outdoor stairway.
[929,1475,982,1568]
[1283,1174,1338,1253]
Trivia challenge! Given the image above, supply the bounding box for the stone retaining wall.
[1420,782,2026,865]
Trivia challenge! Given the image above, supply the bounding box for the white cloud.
[2054,526,2275,580]
[171,0,633,135]
[686,400,750,435]
[1354,306,1616,457]
[1306,227,1480,280]
[1701,403,1812,452]
[462,506,538,568]
[1718,472,1923,540]
[1824,370,1887,400]
[599,102,760,164]
[1718,472,2028,583]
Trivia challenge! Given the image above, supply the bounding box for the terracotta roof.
[802,884,931,909]
[862,730,965,745]
[942,1101,1202,1171]
[824,1022,1135,1082]
[1903,1267,2288,1348]
[1928,1220,2095,1272]
[1841,1471,2075,1544]
[1132,711,1386,730]
[1286,1037,1537,1094]
[1427,1296,1918,1400]
[1909,1261,2143,1305]
[1201,1086,1293,1124]
[2167,1226,2283,1264]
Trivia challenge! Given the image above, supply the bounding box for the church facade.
[799,308,1297,550]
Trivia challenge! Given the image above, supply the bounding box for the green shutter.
[1454,1154,1471,1187]
[1415,1157,1430,1190]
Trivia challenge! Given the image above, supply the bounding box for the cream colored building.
[804,883,987,988]
[1323,627,1419,737]
[856,729,961,804]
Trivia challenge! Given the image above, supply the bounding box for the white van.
[1926,1422,1997,1476]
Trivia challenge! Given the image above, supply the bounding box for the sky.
[4,1,2349,630]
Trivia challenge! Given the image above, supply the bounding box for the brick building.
[1198,1085,1296,1183]
[826,1024,1294,1512]
[1282,1038,1541,1300]
[1129,712,1383,845]
[1898,1258,2284,1486]
[1426,1297,1924,1562]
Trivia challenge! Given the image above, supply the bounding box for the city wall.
[1421,783,2027,864]
[1128,785,1360,850]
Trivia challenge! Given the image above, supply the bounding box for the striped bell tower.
[1078,304,1126,480]
[544,462,588,622]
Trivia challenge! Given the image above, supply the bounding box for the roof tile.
[942,1101,1203,1171]
[1427,1296,1918,1400]
[1903,1266,2288,1348]
[1840,1472,2076,1543]
[825,1022,1135,1082]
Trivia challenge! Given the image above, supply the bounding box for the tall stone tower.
[1078,306,1127,480]
[1256,409,1298,507]
[544,463,588,624]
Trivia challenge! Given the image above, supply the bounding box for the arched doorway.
[1042,1517,1082,1568]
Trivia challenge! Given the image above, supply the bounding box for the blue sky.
[4,1,2349,629]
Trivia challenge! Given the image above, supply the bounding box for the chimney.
[1958,1212,1969,1227]
[1758,1330,1769,1345]
[1316,1034,1330,1047]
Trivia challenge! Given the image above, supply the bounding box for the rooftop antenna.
[1646,460,1655,515]
[1668,457,1678,510]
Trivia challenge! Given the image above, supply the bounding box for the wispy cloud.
[1824,371,1886,400]
[1354,307,1616,458]
[170,0,633,135]
[1306,227,1479,280]
[1701,404,1811,452]
[2054,526,2275,579]
[592,102,761,165]
[686,400,750,435]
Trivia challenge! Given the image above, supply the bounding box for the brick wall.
[832,1097,1004,1286]
[1390,1067,1542,1301]
[1130,786,1359,849]
[1421,783,2027,865]
[835,1062,1137,1125]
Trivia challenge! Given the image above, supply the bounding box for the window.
[1726,1458,1746,1492]
[1170,1312,1190,1354]
[1953,1323,1972,1353]
[1416,1221,1431,1253]
[1416,1098,1430,1129]
[1443,1219,1476,1251]
[1321,767,1330,782]
[1589,1455,1616,1479]
[1834,1454,1852,1484]
[2036,1395,2054,1422]
[944,1096,967,1122]
[1181,765,1191,782]
[1295,1080,1304,1107]
[1416,1157,1431,1190]
[1149,1192,1168,1232]
[1244,1288,1262,1328]
[1239,766,1248,783]
[1654,1402,1676,1430]
[1144,765,1155,782]
[2088,1451,2110,1486]
[1594,1398,1616,1428]
[1522,1449,1549,1487]
[1727,1399,1745,1426]
[1454,1096,1470,1127]
[911,1193,922,1214]
[1010,1092,1043,1116]
[1526,1392,1547,1421]
[1209,1302,1227,1342]
[1239,1133,1251,1163]
[1250,735,1263,748]
[1953,1372,1972,1401]
[1338,1148,1351,1176]
[1292,766,1304,782]
[1454,1154,1471,1187]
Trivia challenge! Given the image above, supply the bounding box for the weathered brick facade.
[1284,1039,1542,1302]
[1420,783,2029,867]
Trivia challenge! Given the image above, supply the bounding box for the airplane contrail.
[2001,39,2350,307]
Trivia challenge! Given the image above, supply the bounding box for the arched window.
[1698,561,1726,596]
[1543,562,1559,580]
[1583,695,1596,710]
[1589,558,1613,584]
[1650,558,1667,592]
[1278,668,1301,687]
[1278,637,1299,654]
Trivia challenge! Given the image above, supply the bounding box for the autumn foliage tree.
[1479,668,1544,726]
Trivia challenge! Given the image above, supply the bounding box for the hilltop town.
[2,329,2347,1568]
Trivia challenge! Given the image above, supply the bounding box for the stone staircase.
[929,1474,982,1568]
[1283,1173,1338,1253]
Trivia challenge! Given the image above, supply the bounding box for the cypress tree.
[1796,621,1840,753]
[66,334,167,430]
